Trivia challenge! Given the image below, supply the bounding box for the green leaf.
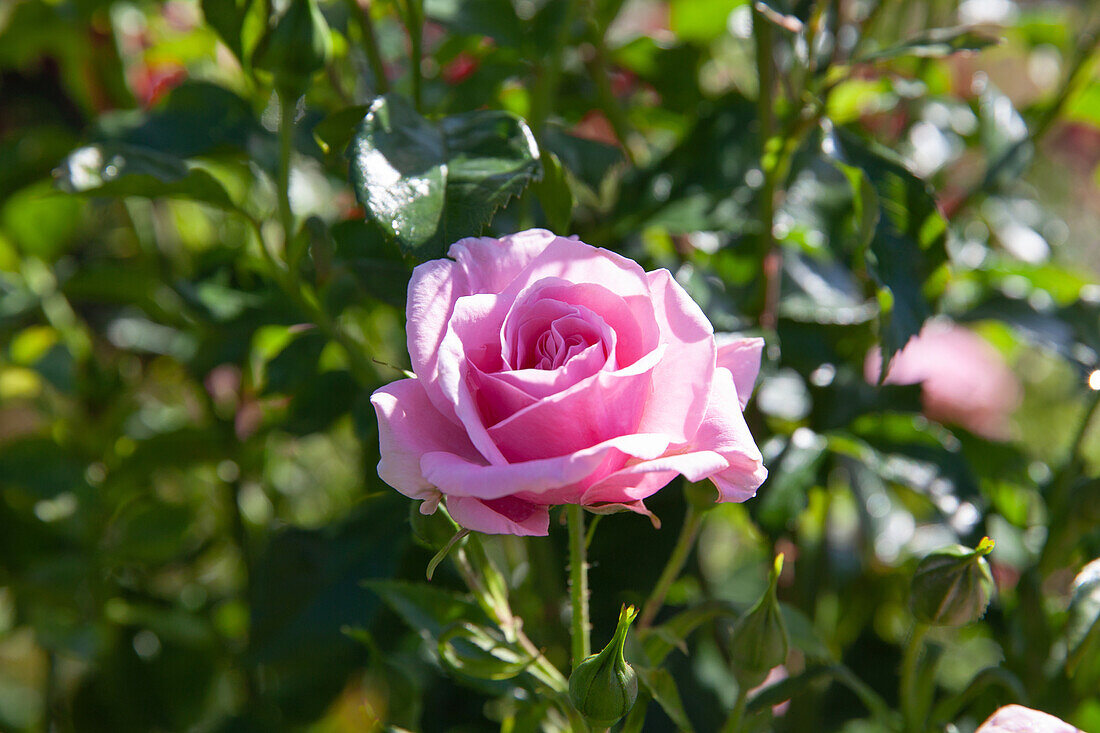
[532,152,573,232]
[349,94,448,256]
[424,0,523,47]
[670,0,747,43]
[432,109,541,249]
[55,143,236,210]
[635,666,695,732]
[829,128,948,366]
[201,0,256,62]
[438,622,534,681]
[329,219,412,309]
[349,96,541,259]
[1065,558,1100,693]
[641,601,738,666]
[857,26,1000,63]
[365,580,488,639]
[247,495,407,722]
[314,105,369,156]
[543,123,624,193]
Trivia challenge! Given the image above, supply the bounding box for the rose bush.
[370,229,767,535]
[865,320,1022,440]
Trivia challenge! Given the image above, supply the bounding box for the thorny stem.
[639,505,702,629]
[568,505,591,667]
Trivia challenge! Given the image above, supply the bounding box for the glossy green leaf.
[424,0,523,47]
[349,94,449,256]
[349,96,540,259]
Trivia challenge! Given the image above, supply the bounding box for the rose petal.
[716,335,765,409]
[501,236,653,308]
[406,258,468,422]
[370,377,482,499]
[580,449,730,505]
[420,432,672,504]
[437,293,511,464]
[447,495,550,536]
[636,269,716,442]
[695,366,768,502]
[487,346,664,462]
[449,229,559,293]
[976,705,1080,733]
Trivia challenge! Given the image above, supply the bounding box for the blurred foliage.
[2,0,1100,731]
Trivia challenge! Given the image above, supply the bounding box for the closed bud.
[252,0,332,93]
[910,537,996,627]
[569,605,639,727]
[729,554,788,686]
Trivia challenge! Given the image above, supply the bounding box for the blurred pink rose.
[371,230,767,535]
[865,321,1021,440]
[976,705,1081,732]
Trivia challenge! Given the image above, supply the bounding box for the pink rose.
[370,230,767,536]
[976,705,1081,732]
[865,321,1021,440]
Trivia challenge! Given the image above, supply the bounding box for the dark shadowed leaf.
[55,143,236,210]
[636,666,695,732]
[857,26,999,63]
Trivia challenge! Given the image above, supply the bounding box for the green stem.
[901,622,929,733]
[638,505,701,629]
[399,0,424,111]
[345,0,389,94]
[720,683,750,733]
[276,90,297,274]
[529,0,581,134]
[568,505,591,667]
[752,2,781,330]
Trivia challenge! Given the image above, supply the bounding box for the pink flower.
[976,705,1081,732]
[370,230,767,536]
[865,321,1021,440]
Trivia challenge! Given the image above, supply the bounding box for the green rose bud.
[251,0,332,94]
[910,537,996,627]
[569,604,639,727]
[728,553,789,686]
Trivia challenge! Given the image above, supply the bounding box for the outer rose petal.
[420,432,673,504]
[976,705,1080,733]
[636,269,716,442]
[450,230,559,294]
[406,258,467,421]
[370,378,482,499]
[716,335,765,409]
[693,366,767,502]
[447,496,550,536]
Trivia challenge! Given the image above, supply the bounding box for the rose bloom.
[370,230,767,535]
[976,705,1081,733]
[864,321,1021,440]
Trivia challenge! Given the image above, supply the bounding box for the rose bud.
[728,554,788,686]
[569,604,639,727]
[910,537,996,627]
[252,0,332,94]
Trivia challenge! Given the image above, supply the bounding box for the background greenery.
[2,0,1100,730]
